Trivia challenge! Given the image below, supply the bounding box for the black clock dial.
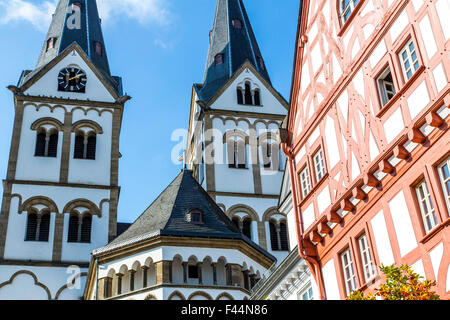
[58,67,87,93]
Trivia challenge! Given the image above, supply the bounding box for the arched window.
[25,211,50,242]
[68,213,92,243]
[242,219,252,239]
[254,89,261,106]
[340,0,360,25]
[35,130,58,158]
[237,87,244,105]
[244,82,252,105]
[227,137,246,169]
[74,132,96,160]
[269,221,279,251]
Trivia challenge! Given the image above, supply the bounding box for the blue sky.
[0,0,300,223]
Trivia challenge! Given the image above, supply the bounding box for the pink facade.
[283,0,450,299]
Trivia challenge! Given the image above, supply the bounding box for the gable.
[23,48,116,103]
[209,66,288,115]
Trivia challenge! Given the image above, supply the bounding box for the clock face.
[58,67,87,93]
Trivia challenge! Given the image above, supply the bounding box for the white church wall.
[0,265,87,300]
[24,50,116,103]
[5,184,110,263]
[210,68,287,116]
[15,103,65,182]
[68,107,113,186]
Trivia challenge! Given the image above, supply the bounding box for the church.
[0,0,290,300]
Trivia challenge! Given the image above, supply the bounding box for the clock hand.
[68,74,83,81]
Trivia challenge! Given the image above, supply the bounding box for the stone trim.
[54,272,88,299]
[204,114,216,194]
[21,196,59,214]
[62,199,101,217]
[208,191,279,199]
[187,291,214,300]
[5,179,120,190]
[6,99,24,181]
[168,290,186,300]
[216,292,235,300]
[108,189,119,242]
[96,236,275,269]
[226,204,260,222]
[144,293,158,300]
[16,95,123,109]
[0,270,52,300]
[71,120,104,134]
[52,213,64,262]
[59,111,73,183]
[30,117,64,132]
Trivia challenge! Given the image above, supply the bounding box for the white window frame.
[313,149,326,182]
[399,39,420,81]
[340,0,360,25]
[358,234,376,282]
[298,284,314,300]
[415,180,438,234]
[300,166,311,198]
[377,67,396,107]
[341,248,357,295]
[437,157,450,213]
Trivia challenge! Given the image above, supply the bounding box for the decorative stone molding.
[62,199,101,217]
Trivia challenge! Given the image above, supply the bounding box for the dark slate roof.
[198,0,271,103]
[95,170,275,261]
[116,223,132,237]
[18,0,122,95]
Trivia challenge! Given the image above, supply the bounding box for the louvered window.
[68,215,79,243]
[38,213,50,242]
[86,136,96,160]
[74,135,84,159]
[35,133,46,156]
[25,213,38,241]
[279,222,289,251]
[242,219,251,239]
[47,133,58,157]
[80,215,92,243]
[269,221,279,251]
[227,138,246,169]
[243,272,250,290]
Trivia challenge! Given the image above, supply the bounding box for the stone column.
[230,264,244,288]
[155,261,171,284]
[198,263,203,285]
[183,262,188,284]
[52,213,64,262]
[141,266,149,288]
[129,270,136,292]
[212,263,217,285]
[98,277,112,300]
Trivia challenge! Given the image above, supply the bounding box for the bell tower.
[0,0,130,300]
[186,0,290,263]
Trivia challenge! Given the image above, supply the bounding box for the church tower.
[186,0,290,262]
[0,0,129,300]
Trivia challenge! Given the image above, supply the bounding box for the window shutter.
[269,222,279,251]
[237,139,246,168]
[25,214,38,241]
[47,133,58,157]
[74,135,84,159]
[279,222,289,251]
[35,133,46,156]
[68,215,79,242]
[80,215,92,243]
[227,139,236,168]
[38,213,50,242]
[86,135,96,160]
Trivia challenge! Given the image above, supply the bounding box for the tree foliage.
[347,264,440,300]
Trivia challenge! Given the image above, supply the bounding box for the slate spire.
[36,0,111,76]
[198,0,271,102]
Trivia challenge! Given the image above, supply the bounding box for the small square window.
[377,66,396,107]
[399,39,420,81]
[232,19,242,29]
[214,53,224,65]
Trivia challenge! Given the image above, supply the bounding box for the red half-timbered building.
[282,0,450,299]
